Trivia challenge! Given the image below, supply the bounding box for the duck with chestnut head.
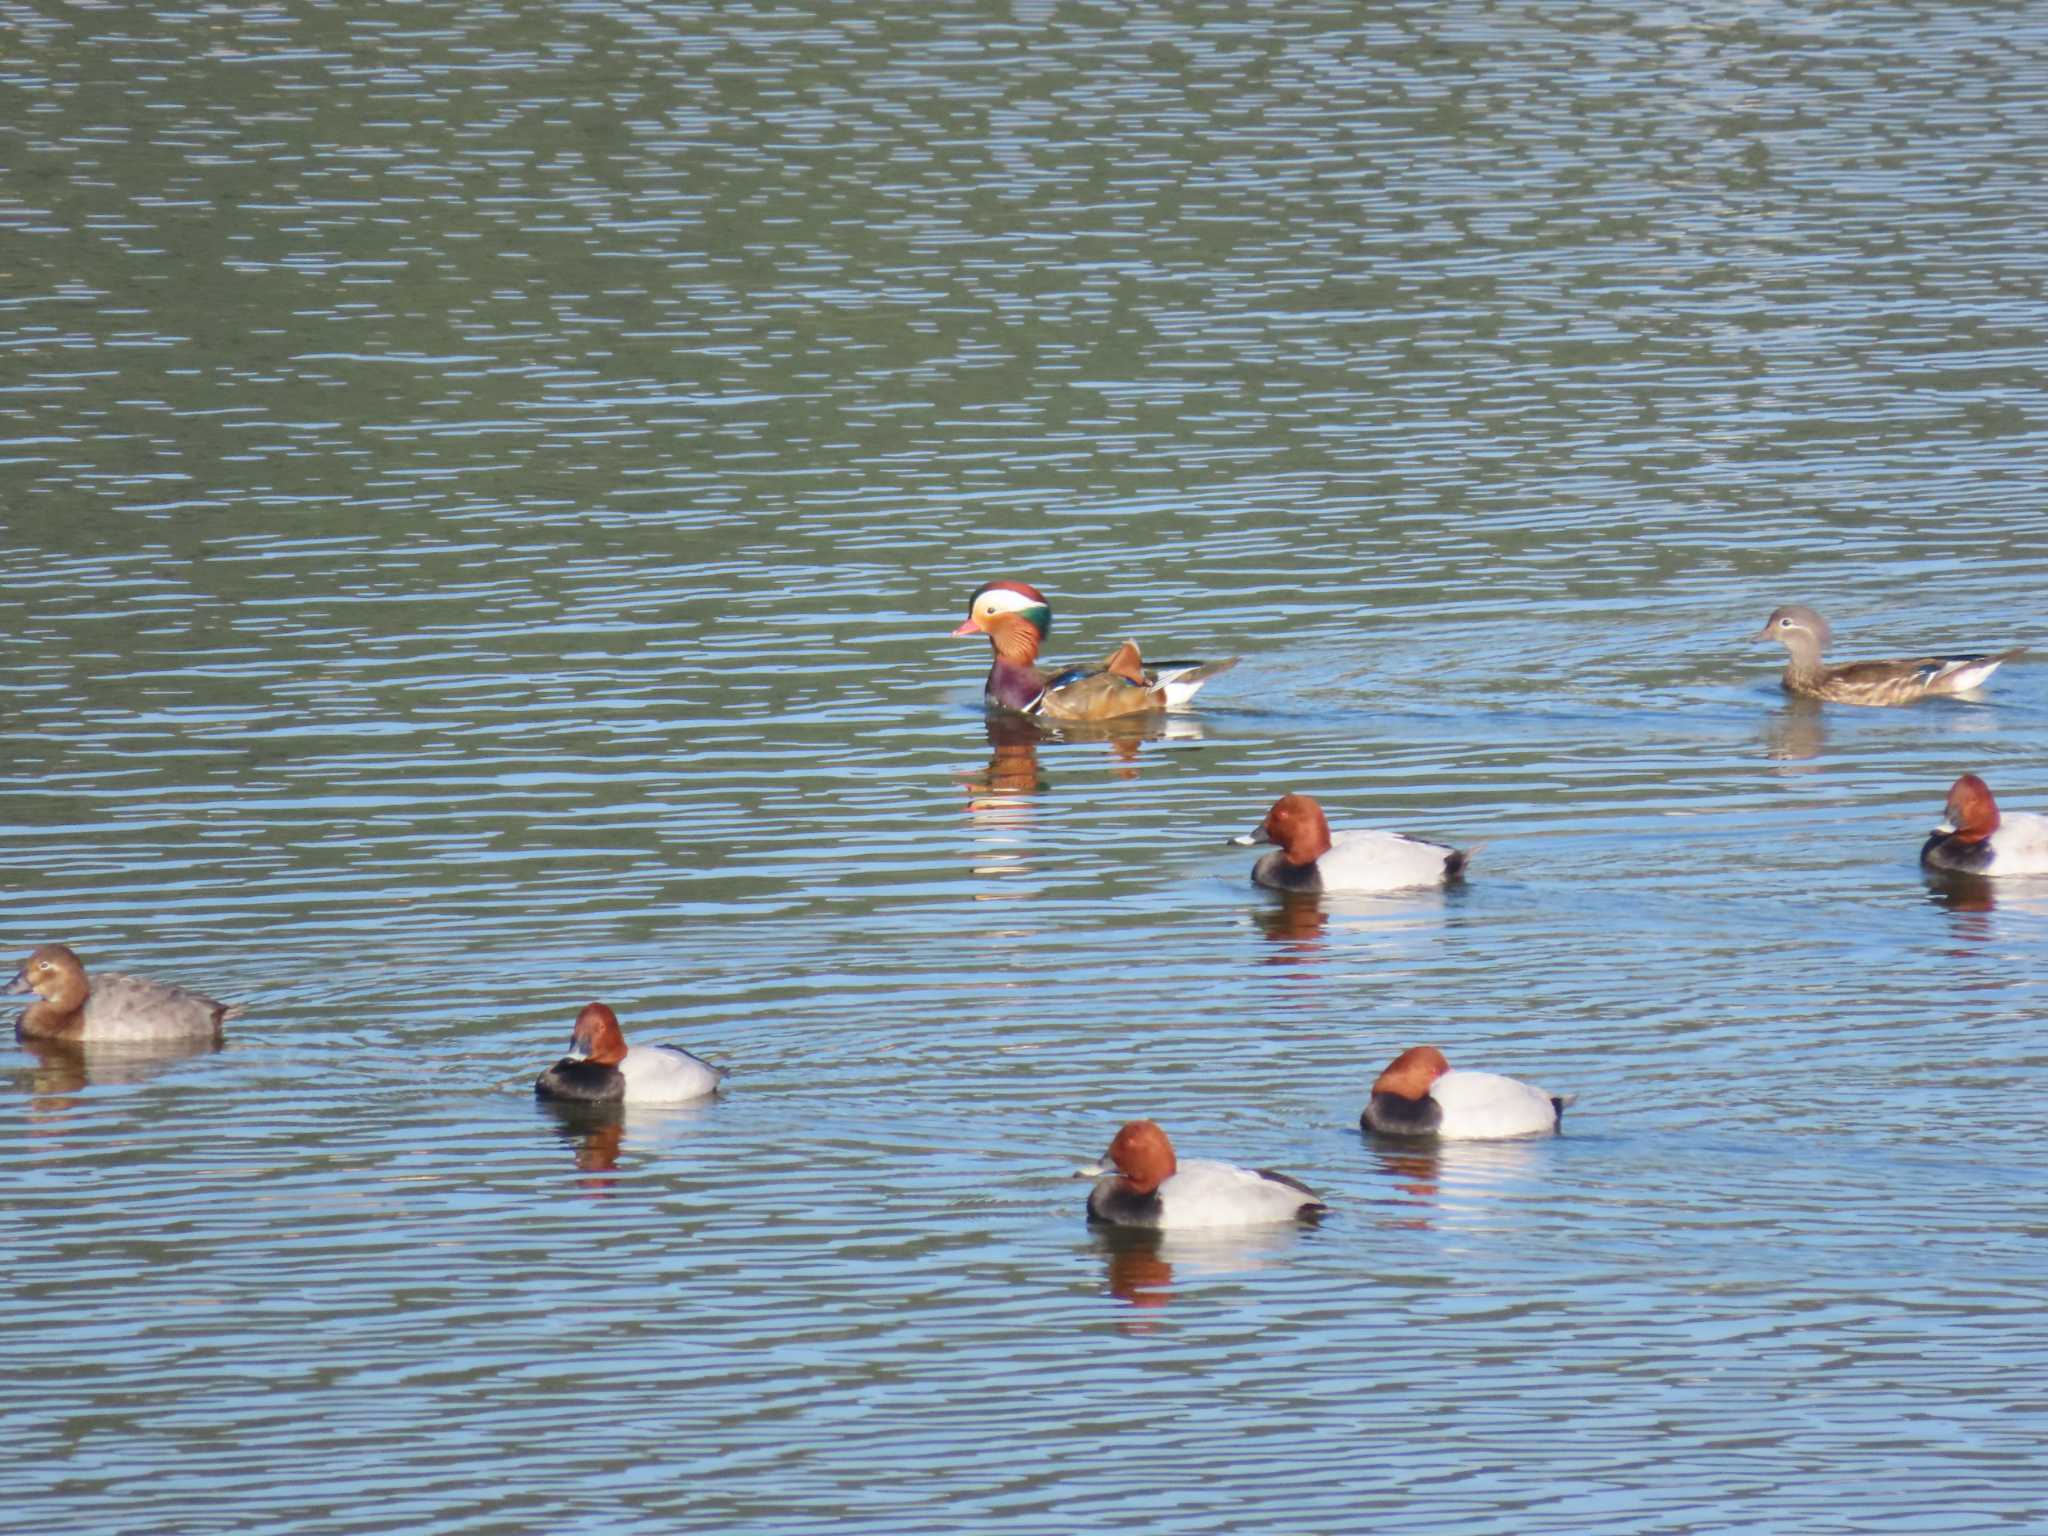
[1232,793,1470,894]
[1920,773,2048,877]
[1076,1119,1325,1230]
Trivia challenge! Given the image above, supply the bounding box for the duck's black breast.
[1361,1091,1443,1137]
[1252,850,1323,893]
[1087,1181,1165,1228]
[1921,831,1993,874]
[535,1058,625,1104]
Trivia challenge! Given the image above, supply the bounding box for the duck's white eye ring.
[1779,616,1794,627]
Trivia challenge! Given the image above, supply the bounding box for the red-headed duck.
[1759,604,2024,705]
[1076,1119,1326,1229]
[534,1002,727,1106]
[1920,773,2048,877]
[8,942,241,1044]
[1362,1046,1572,1140]
[952,579,1237,720]
[1232,793,1470,893]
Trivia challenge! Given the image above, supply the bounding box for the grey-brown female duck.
[1758,604,2023,706]
[8,942,242,1043]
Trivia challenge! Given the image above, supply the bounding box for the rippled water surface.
[6,2,2048,1531]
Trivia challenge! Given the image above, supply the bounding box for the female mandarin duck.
[1920,772,2048,877]
[534,1002,727,1105]
[951,579,1237,721]
[1361,1046,1572,1140]
[8,942,241,1043]
[1759,604,2024,706]
[1077,1119,1326,1230]
[1232,792,1470,893]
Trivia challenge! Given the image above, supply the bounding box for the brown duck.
[1759,604,2024,706]
[951,579,1238,721]
[8,942,242,1044]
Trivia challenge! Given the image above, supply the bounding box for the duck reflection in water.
[12,1032,222,1104]
[1252,892,1329,953]
[1368,1144,1444,1229]
[1924,868,1998,917]
[961,711,1205,804]
[963,712,1050,805]
[1359,1135,1552,1231]
[961,715,1207,890]
[1090,1223,1313,1324]
[1761,697,1828,765]
[534,1096,718,1195]
[536,1099,627,1192]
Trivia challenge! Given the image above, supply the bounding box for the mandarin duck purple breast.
[951,579,1237,721]
[1759,604,2024,706]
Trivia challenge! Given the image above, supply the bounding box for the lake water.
[6,2,2048,1531]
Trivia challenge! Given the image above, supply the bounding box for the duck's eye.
[1778,616,1794,628]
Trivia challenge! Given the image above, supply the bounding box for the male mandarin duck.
[1759,604,2024,706]
[1361,1046,1573,1140]
[534,1002,728,1106]
[8,942,242,1044]
[1076,1119,1326,1230]
[1920,772,2048,877]
[1232,792,1471,893]
[951,579,1237,721]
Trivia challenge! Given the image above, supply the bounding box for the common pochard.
[1233,793,1470,893]
[1077,1119,1326,1229]
[8,942,241,1044]
[1920,773,2048,877]
[534,1002,727,1105]
[1362,1047,1572,1140]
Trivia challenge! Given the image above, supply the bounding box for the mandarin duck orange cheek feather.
[1758,604,2025,706]
[952,578,1238,720]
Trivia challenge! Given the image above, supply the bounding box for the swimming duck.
[1758,604,2024,706]
[1232,793,1470,893]
[951,579,1237,721]
[1920,773,2048,877]
[1077,1119,1326,1230]
[7,942,241,1044]
[534,1002,727,1105]
[1361,1046,1571,1140]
